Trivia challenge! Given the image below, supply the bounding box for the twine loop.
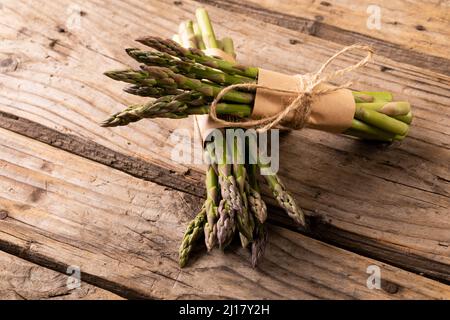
[208,44,374,132]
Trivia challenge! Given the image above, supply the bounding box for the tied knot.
[208,44,374,132]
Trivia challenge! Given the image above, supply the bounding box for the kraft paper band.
[252,69,356,133]
[196,48,237,143]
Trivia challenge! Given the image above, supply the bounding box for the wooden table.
[0,0,449,299]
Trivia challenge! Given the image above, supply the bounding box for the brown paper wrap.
[197,53,358,142]
[253,69,355,133]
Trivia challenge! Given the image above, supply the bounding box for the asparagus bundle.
[102,7,414,267]
[105,9,303,267]
[103,32,413,141]
[176,11,294,267]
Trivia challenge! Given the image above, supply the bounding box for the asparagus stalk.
[215,138,240,249]
[126,49,255,85]
[347,119,396,141]
[393,112,413,125]
[357,101,411,116]
[109,66,255,104]
[179,205,207,267]
[233,137,255,243]
[204,156,220,251]
[179,20,197,49]
[101,92,196,126]
[136,36,259,78]
[193,22,206,50]
[101,99,252,127]
[217,199,236,249]
[104,69,158,87]
[352,91,393,103]
[187,104,251,118]
[258,159,307,228]
[252,222,268,268]
[221,38,236,58]
[354,106,409,136]
[123,85,183,98]
[246,164,268,224]
[196,8,219,49]
[216,39,224,51]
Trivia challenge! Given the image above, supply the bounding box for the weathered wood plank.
[0,111,204,197]
[0,0,449,282]
[0,128,449,299]
[196,0,450,75]
[2,111,449,285]
[0,250,123,300]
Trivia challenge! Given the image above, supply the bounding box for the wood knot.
[57,26,67,33]
[0,56,19,73]
[381,279,400,294]
[415,25,426,31]
[0,209,8,220]
[29,187,46,203]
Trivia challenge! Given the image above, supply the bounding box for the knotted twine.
[208,44,374,132]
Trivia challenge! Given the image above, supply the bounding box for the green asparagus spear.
[233,137,255,242]
[246,164,268,224]
[179,205,207,267]
[215,137,240,249]
[193,22,206,50]
[357,101,411,116]
[258,159,306,228]
[354,106,409,135]
[126,49,254,85]
[179,20,197,49]
[146,66,255,103]
[123,85,183,97]
[100,100,252,127]
[136,36,259,78]
[195,8,219,49]
[221,38,236,58]
[251,222,268,268]
[204,157,220,251]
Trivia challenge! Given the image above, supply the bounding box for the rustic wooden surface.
[201,0,450,74]
[0,0,449,299]
[0,128,448,299]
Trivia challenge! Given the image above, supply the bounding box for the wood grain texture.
[196,0,450,75]
[0,0,449,283]
[0,129,448,299]
[2,111,449,285]
[0,251,123,300]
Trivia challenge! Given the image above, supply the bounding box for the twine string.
[208,44,374,132]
